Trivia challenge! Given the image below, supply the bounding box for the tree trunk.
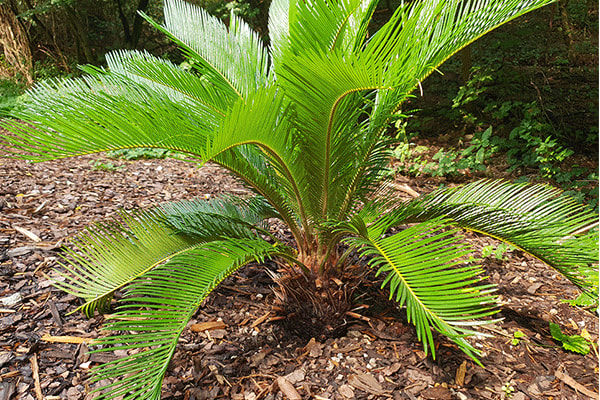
[65,5,94,64]
[558,0,576,63]
[115,0,133,46]
[131,0,150,48]
[0,2,33,84]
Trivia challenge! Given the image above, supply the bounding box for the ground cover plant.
[1,0,598,398]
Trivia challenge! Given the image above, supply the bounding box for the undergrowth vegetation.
[389,0,598,212]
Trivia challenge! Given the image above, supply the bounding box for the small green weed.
[511,330,527,346]
[391,129,494,178]
[391,142,430,176]
[501,382,515,399]
[107,148,169,160]
[549,322,592,355]
[482,242,514,260]
[33,59,79,81]
[561,291,599,309]
[90,161,123,171]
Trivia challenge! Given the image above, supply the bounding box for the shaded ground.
[0,151,598,400]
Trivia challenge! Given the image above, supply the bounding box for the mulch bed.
[0,151,598,400]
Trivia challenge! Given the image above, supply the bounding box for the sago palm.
[2,0,598,398]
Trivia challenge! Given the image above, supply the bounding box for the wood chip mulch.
[1,150,598,400]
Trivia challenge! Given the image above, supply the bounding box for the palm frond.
[386,180,599,293]
[347,218,498,361]
[53,209,199,317]
[88,238,280,400]
[363,0,556,115]
[202,85,313,237]
[268,0,290,65]
[143,0,271,98]
[54,197,279,317]
[277,49,388,218]
[2,73,219,161]
[214,146,305,243]
[160,194,279,240]
[342,0,378,52]
[104,50,236,114]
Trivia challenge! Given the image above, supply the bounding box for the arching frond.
[347,218,498,361]
[268,0,290,65]
[88,239,280,400]
[53,209,199,317]
[214,146,305,242]
[286,0,368,56]
[54,197,281,317]
[202,85,311,237]
[104,50,236,114]
[379,181,599,293]
[143,0,271,98]
[363,0,556,118]
[160,194,279,239]
[2,73,220,161]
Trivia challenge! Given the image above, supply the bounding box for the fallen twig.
[555,365,598,399]
[190,320,227,332]
[30,354,43,400]
[41,333,96,345]
[251,311,271,328]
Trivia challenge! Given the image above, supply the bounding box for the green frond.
[54,197,281,317]
[360,0,556,138]
[364,0,555,96]
[277,49,388,218]
[214,146,305,242]
[342,0,378,53]
[104,50,236,114]
[399,180,599,293]
[286,0,368,57]
[53,209,200,317]
[203,85,312,236]
[268,0,290,65]
[2,72,219,161]
[88,238,280,400]
[160,194,279,240]
[347,218,498,361]
[143,0,271,98]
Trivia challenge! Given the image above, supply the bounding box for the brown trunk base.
[270,265,371,340]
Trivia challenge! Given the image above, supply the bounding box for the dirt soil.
[0,152,598,400]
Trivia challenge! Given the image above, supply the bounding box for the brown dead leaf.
[455,360,467,386]
[190,320,227,332]
[304,338,323,358]
[421,385,452,400]
[338,384,355,398]
[277,376,301,400]
[348,372,385,396]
